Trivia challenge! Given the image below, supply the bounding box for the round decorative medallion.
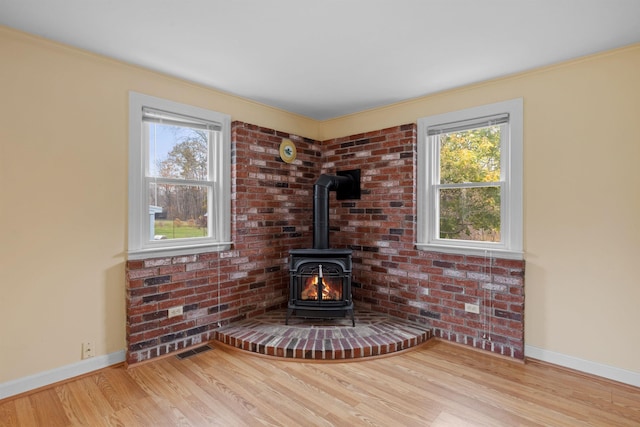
[279,138,297,163]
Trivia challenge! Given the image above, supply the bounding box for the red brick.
[128,304,159,316]
[127,268,159,280]
[159,265,185,275]
[127,260,145,270]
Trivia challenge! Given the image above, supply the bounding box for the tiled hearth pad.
[214,309,432,361]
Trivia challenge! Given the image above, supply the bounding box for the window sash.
[142,107,222,131]
[427,113,509,136]
[434,123,506,184]
[128,92,232,260]
[145,178,215,241]
[429,125,508,246]
[416,98,523,259]
[435,181,503,190]
[142,116,217,243]
[434,183,504,244]
[143,121,217,181]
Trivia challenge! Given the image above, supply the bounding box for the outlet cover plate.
[464,303,480,314]
[82,342,95,359]
[168,306,183,318]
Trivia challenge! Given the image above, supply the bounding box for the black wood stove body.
[287,248,353,326]
[286,170,360,326]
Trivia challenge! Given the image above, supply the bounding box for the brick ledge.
[214,309,432,361]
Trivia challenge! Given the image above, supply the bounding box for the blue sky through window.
[148,123,208,177]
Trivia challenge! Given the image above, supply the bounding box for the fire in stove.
[301,265,343,301]
[287,250,354,326]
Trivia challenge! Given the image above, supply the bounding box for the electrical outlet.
[168,306,183,318]
[464,303,480,314]
[82,342,95,359]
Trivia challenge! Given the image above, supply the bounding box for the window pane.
[147,123,210,180]
[439,186,501,242]
[149,183,209,240]
[439,126,501,184]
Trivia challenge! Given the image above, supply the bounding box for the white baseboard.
[525,345,640,388]
[0,350,126,400]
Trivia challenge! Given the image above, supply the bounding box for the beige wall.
[0,27,317,383]
[1,24,639,384]
[321,45,640,373]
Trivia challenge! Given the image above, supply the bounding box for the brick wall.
[323,124,525,359]
[126,121,525,364]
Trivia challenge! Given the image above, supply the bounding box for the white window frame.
[128,92,231,260]
[416,98,523,260]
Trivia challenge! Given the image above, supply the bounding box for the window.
[128,92,231,259]
[417,98,523,259]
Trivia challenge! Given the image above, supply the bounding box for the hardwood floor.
[1,340,638,426]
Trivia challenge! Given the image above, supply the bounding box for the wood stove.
[287,249,353,326]
[287,171,360,326]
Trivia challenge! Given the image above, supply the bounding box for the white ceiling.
[2,0,640,120]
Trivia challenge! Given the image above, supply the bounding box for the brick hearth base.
[214,309,432,360]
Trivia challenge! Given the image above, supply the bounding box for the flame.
[301,275,342,301]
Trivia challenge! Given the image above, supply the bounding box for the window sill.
[415,243,523,260]
[128,242,232,260]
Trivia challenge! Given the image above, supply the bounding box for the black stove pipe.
[313,174,353,249]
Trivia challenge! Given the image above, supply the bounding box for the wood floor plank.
[64,373,118,425]
[158,358,236,426]
[1,340,638,426]
[0,400,18,427]
[12,398,37,427]
[27,388,69,427]
[410,343,640,426]
[398,349,584,425]
[53,382,92,426]
[333,358,512,426]
[127,364,220,426]
[163,357,253,426]
[137,356,264,425]
[302,362,442,425]
[107,396,179,427]
[181,353,276,424]
[56,381,113,427]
